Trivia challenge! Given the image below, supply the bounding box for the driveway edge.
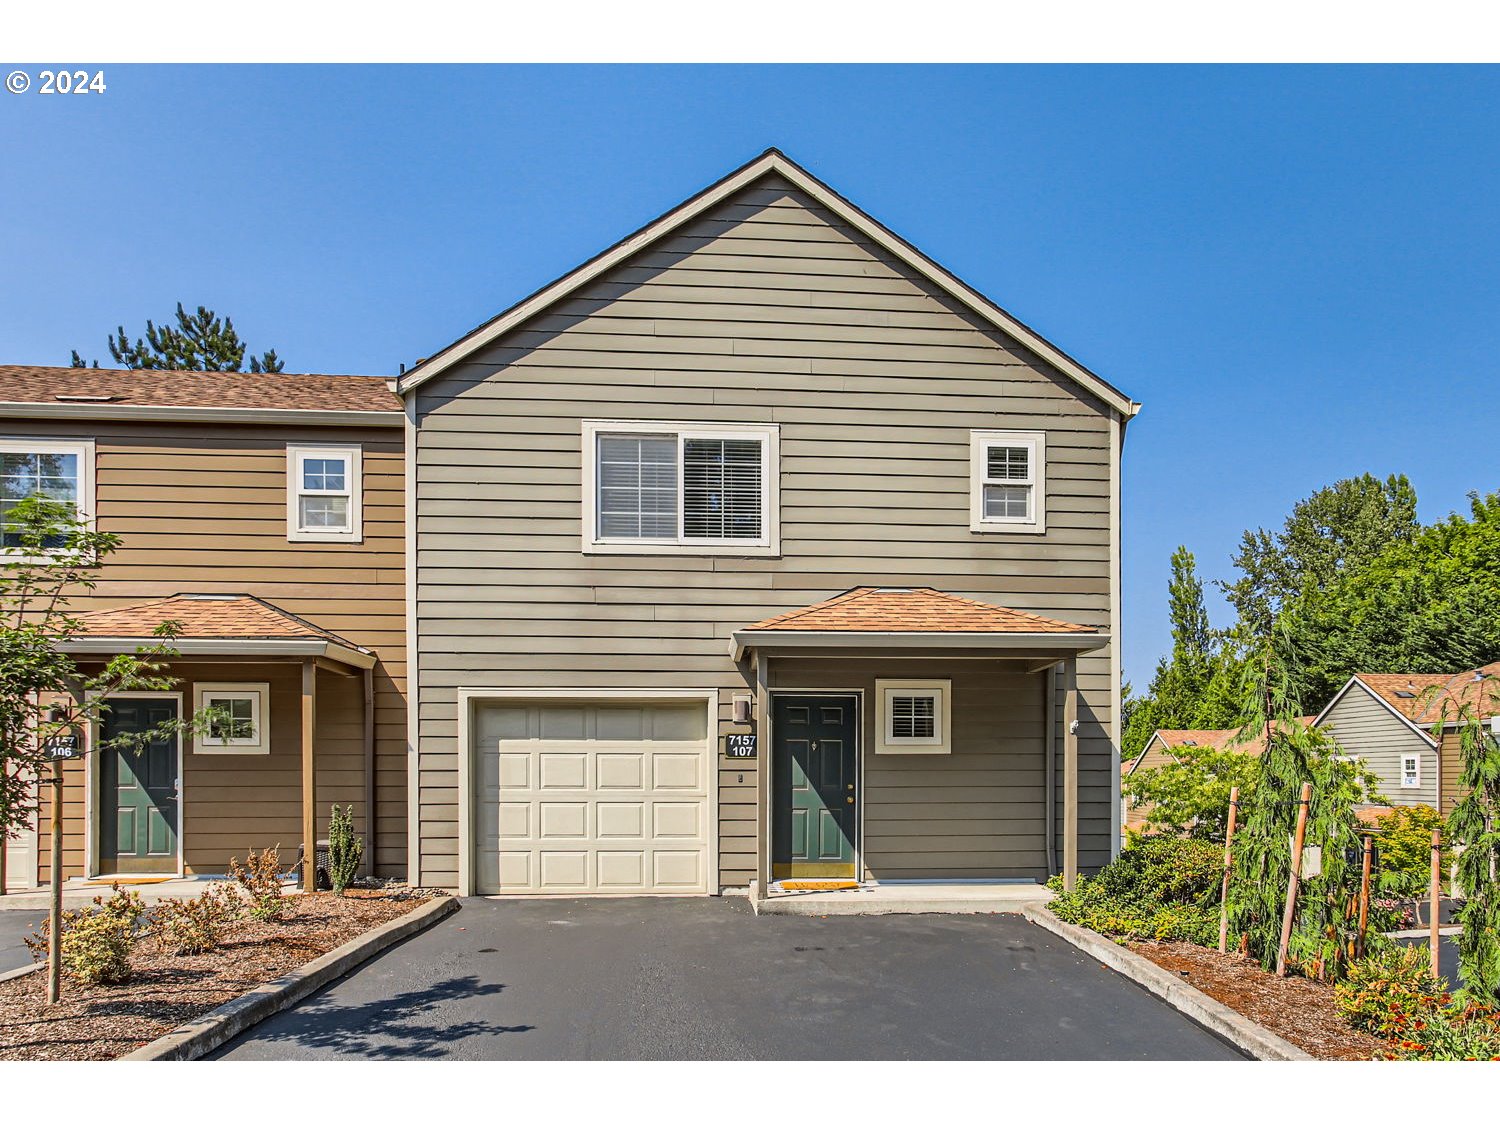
[120,895,460,1062]
[0,961,43,984]
[1019,903,1313,1061]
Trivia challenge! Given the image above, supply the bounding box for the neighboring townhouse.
[397,149,1139,901]
[0,366,406,891]
[1314,662,1500,813]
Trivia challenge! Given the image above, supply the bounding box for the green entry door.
[101,697,180,874]
[773,694,858,880]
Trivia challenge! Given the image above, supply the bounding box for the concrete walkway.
[750,880,1052,916]
[213,896,1246,1061]
[0,877,266,912]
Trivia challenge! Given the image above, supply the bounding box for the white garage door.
[473,699,712,895]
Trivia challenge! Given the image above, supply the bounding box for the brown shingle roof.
[75,594,366,651]
[1355,663,1500,723]
[1141,717,1316,766]
[742,586,1095,634]
[0,365,400,413]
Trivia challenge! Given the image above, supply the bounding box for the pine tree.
[71,303,284,373]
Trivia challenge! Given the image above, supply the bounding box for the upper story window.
[286,444,363,544]
[1401,754,1421,788]
[0,438,95,555]
[581,421,779,555]
[969,430,1046,534]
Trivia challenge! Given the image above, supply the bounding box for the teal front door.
[773,694,858,879]
[100,697,180,874]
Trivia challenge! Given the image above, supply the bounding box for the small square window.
[970,431,1045,534]
[194,683,270,754]
[876,679,952,755]
[287,445,362,543]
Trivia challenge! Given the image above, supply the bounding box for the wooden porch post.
[755,651,771,903]
[301,660,317,891]
[362,665,375,878]
[1063,656,1080,891]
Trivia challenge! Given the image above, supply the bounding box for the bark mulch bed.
[1130,940,1390,1061]
[0,888,438,1061]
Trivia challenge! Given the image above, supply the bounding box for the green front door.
[100,697,179,874]
[773,694,858,880]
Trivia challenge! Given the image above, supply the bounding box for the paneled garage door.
[473,699,712,895]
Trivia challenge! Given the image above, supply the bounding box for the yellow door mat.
[778,880,861,891]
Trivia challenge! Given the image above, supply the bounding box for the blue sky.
[3,64,1498,683]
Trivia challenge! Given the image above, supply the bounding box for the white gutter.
[61,636,377,670]
[729,629,1109,663]
[0,401,402,428]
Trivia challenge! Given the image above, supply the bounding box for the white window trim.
[1400,753,1421,789]
[875,678,952,755]
[0,437,96,561]
[969,430,1046,535]
[287,443,363,543]
[193,682,271,755]
[580,420,780,556]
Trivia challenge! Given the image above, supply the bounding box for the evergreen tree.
[71,303,284,373]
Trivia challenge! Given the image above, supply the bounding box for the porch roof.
[60,593,376,669]
[730,586,1105,661]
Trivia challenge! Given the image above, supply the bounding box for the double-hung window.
[0,438,94,556]
[969,430,1045,533]
[1401,754,1421,789]
[287,444,362,543]
[583,421,779,555]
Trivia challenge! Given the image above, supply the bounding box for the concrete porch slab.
[748,880,1052,916]
[0,876,263,911]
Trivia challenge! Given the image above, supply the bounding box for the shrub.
[1047,835,1222,944]
[327,804,363,895]
[1336,946,1500,1059]
[1370,805,1451,896]
[151,882,243,955]
[24,885,145,986]
[228,846,287,921]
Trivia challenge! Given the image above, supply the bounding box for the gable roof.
[395,148,1139,417]
[1124,719,1314,777]
[1315,663,1500,743]
[0,365,401,425]
[60,593,375,669]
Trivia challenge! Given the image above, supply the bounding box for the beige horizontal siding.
[1317,686,1437,808]
[413,173,1120,890]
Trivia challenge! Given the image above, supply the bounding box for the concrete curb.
[1019,904,1313,1061]
[0,961,44,985]
[120,895,460,1061]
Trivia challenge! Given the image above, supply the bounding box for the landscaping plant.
[1047,835,1222,943]
[327,803,363,895]
[1440,688,1500,1002]
[24,885,145,986]
[151,882,243,955]
[1336,946,1500,1060]
[228,845,287,922]
[1368,805,1451,897]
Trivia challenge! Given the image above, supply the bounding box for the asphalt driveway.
[213,897,1244,1060]
[0,912,45,974]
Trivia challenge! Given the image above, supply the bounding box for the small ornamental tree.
[1123,740,1263,841]
[1224,632,1378,978]
[1438,688,1500,1001]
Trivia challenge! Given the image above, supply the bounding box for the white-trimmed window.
[287,444,362,543]
[969,430,1045,534]
[1401,753,1421,789]
[0,438,94,556]
[582,421,779,555]
[875,679,952,755]
[194,683,270,755]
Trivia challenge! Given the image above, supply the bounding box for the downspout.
[1045,665,1058,875]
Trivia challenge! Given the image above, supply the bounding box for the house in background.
[1313,662,1500,814]
[396,148,1138,903]
[0,367,406,891]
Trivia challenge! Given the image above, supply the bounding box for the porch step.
[748,880,1052,917]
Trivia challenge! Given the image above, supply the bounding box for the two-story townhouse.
[396,149,1139,903]
[0,367,406,891]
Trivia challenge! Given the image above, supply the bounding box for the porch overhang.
[62,634,377,670]
[730,628,1108,662]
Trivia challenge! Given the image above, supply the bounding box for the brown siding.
[15,416,407,882]
[1122,739,1178,835]
[413,174,1121,890]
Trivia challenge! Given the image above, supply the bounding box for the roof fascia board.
[62,636,377,669]
[730,628,1108,662]
[397,151,1139,416]
[1312,675,1439,748]
[0,402,401,428]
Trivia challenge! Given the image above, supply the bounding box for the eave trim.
[0,401,402,428]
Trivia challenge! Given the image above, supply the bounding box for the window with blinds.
[888,693,937,739]
[970,430,1045,532]
[588,424,776,551]
[876,679,950,753]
